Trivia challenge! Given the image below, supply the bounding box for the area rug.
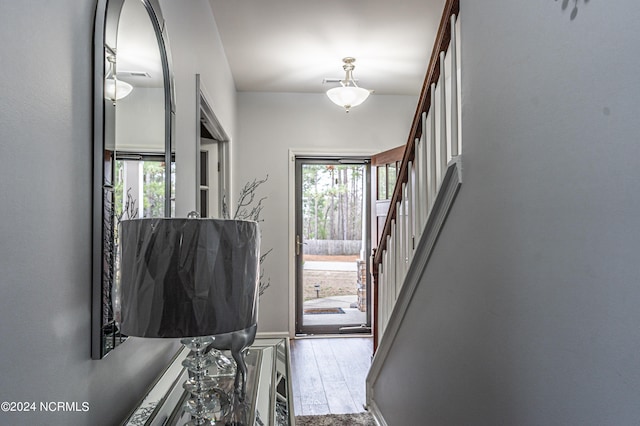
[295,412,376,425]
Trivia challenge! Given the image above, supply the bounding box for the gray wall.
[235,92,417,333]
[0,1,234,424]
[373,1,640,425]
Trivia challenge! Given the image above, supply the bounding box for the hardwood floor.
[290,336,373,416]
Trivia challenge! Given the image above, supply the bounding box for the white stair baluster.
[378,256,385,335]
[439,51,448,185]
[450,14,459,158]
[407,161,414,265]
[427,84,437,212]
[414,138,422,238]
[395,201,401,287]
[388,226,395,322]
[420,112,429,226]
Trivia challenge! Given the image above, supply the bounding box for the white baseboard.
[256,331,290,339]
[367,399,388,426]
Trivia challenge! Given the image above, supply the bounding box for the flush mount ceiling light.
[104,54,133,101]
[326,57,372,113]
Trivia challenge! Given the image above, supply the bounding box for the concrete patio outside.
[303,295,366,326]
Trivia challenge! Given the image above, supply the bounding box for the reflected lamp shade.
[104,77,133,101]
[115,218,260,338]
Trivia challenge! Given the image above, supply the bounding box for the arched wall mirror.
[92,0,176,359]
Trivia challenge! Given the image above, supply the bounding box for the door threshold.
[293,333,372,340]
[339,324,372,334]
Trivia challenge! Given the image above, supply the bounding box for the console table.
[123,337,294,426]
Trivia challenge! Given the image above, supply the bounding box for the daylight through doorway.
[295,158,371,335]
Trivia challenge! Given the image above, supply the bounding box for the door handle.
[296,235,307,256]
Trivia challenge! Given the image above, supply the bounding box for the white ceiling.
[208,0,446,96]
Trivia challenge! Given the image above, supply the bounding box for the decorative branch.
[223,175,272,296]
[116,188,139,223]
[231,175,269,221]
[103,187,138,337]
[258,248,273,296]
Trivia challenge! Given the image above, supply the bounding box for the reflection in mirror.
[92,0,175,359]
[275,339,290,424]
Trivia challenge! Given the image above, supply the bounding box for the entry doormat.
[303,307,345,315]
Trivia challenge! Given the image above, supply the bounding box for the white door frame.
[196,74,229,218]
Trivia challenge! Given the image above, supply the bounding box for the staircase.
[367,0,462,423]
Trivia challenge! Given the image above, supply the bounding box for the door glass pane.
[387,163,397,197]
[377,166,387,200]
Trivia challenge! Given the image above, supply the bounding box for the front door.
[295,157,371,335]
[371,145,405,247]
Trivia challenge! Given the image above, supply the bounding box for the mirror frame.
[92,0,175,359]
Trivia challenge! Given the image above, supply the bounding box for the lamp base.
[183,388,230,426]
[181,337,231,424]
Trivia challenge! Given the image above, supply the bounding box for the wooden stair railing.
[372,0,461,352]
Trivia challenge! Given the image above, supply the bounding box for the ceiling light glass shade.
[104,78,133,101]
[326,86,370,112]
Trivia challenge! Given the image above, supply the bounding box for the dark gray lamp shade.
[115,218,260,338]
